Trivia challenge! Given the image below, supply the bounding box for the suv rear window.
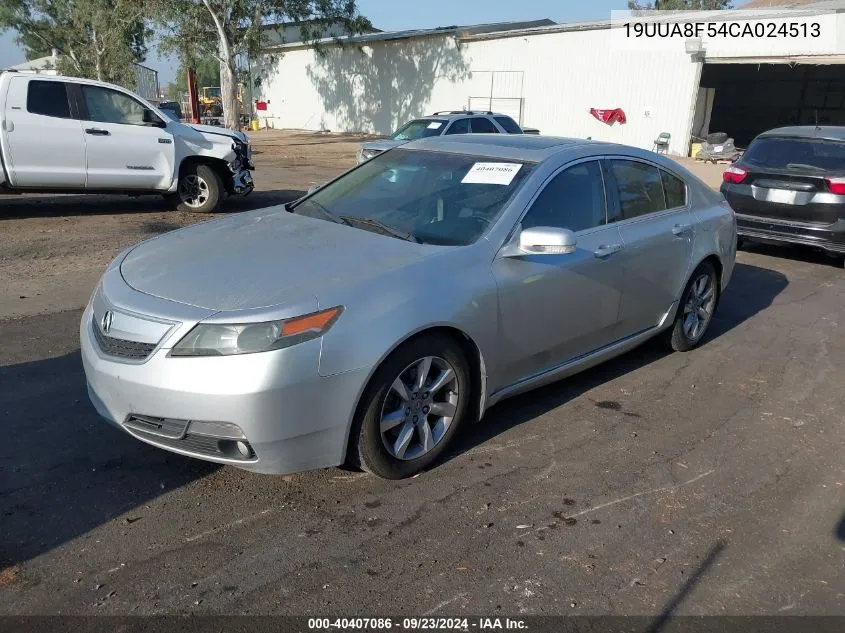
[27,80,71,118]
[742,136,845,172]
[494,116,523,134]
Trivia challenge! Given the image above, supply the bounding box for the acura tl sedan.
[81,135,736,479]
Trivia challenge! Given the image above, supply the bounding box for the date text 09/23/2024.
[308,618,527,630]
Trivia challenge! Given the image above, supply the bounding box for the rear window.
[495,116,523,134]
[742,136,845,172]
[391,119,446,141]
[27,80,71,119]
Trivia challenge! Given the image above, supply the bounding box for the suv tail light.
[723,166,748,184]
[825,177,845,195]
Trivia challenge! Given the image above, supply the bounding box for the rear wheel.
[666,261,719,352]
[349,335,470,479]
[169,163,223,213]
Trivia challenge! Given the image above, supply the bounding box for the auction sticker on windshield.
[462,162,522,185]
[427,121,443,129]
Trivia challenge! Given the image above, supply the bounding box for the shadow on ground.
[0,348,219,569]
[451,261,788,459]
[0,189,304,221]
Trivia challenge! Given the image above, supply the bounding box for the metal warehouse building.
[255,0,845,155]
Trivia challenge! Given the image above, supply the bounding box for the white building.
[255,1,845,155]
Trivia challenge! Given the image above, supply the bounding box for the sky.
[0,0,630,86]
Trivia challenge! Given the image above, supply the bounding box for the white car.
[0,71,253,213]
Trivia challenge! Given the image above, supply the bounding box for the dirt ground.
[0,130,725,320]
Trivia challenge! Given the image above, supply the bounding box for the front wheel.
[348,335,471,479]
[169,164,223,213]
[666,261,719,352]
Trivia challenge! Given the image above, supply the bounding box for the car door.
[76,83,175,190]
[605,158,695,339]
[492,160,625,387]
[1,76,86,188]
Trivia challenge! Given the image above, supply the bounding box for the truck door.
[76,83,175,190]
[1,76,87,188]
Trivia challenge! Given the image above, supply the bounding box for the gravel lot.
[1,132,842,617]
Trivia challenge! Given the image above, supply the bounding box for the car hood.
[168,120,248,144]
[361,139,406,152]
[188,123,248,143]
[120,207,431,312]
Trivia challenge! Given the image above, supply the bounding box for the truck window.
[81,85,148,126]
[27,81,72,119]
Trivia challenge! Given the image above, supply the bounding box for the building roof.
[741,0,841,7]
[5,55,58,72]
[263,18,556,51]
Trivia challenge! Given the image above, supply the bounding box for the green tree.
[629,0,732,8]
[153,0,371,130]
[0,0,149,86]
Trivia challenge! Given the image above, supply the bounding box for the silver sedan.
[81,135,736,479]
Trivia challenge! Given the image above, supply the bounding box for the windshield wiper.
[786,163,826,172]
[339,216,419,243]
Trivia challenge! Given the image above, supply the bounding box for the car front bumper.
[80,300,369,475]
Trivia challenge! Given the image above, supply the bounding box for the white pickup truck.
[0,71,253,213]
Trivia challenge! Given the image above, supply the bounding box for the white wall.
[257,28,702,155]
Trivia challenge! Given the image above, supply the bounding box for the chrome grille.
[91,319,157,360]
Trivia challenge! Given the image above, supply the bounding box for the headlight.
[170,306,343,357]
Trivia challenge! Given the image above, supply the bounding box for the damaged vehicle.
[0,71,253,213]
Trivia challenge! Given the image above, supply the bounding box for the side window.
[444,119,470,135]
[81,85,148,125]
[608,159,666,219]
[660,169,687,208]
[469,117,499,134]
[494,116,523,134]
[521,161,607,233]
[27,81,71,119]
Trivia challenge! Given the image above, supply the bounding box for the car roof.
[402,134,604,161]
[409,111,515,122]
[757,126,845,142]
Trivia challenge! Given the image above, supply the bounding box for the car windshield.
[391,119,447,141]
[293,149,535,246]
[742,136,845,172]
[159,109,180,121]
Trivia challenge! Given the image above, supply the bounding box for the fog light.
[235,441,251,458]
[217,439,255,460]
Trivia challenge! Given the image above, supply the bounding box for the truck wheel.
[172,164,222,213]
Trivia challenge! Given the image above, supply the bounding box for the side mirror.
[143,109,166,127]
[505,226,577,256]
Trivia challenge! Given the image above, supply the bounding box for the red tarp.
[255,101,268,111]
[590,108,627,125]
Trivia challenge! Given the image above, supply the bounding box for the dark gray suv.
[720,126,845,262]
[357,111,526,163]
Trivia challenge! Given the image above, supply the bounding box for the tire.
[348,334,471,479]
[666,261,719,352]
[170,163,222,213]
[706,132,728,144]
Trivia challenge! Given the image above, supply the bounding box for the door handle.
[85,128,110,136]
[593,244,623,259]
[1,120,13,132]
[672,223,692,236]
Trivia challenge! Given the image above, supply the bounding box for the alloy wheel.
[178,174,210,209]
[379,356,460,461]
[682,272,716,341]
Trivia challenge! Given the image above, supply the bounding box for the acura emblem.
[101,310,114,334]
